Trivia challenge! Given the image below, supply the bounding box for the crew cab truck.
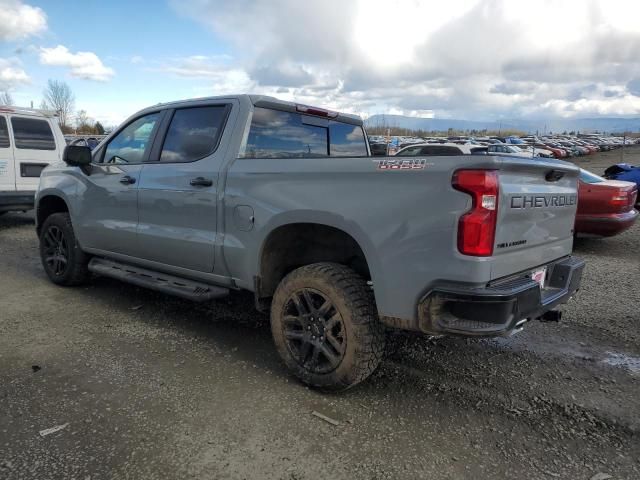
[0,107,66,214]
[35,95,585,390]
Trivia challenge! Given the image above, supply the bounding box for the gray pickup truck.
[35,95,584,390]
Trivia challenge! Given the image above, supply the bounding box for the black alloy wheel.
[282,288,347,374]
[42,225,69,277]
[270,262,386,391]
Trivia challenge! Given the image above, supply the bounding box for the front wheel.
[39,212,90,286]
[270,263,386,391]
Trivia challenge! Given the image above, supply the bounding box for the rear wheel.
[39,212,90,286]
[270,263,385,391]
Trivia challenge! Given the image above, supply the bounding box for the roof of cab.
[0,106,59,118]
[137,94,363,126]
[249,95,362,125]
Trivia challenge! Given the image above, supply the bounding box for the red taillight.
[296,104,338,118]
[453,169,499,256]
[611,188,636,211]
[610,193,626,206]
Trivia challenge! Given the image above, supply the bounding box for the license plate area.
[531,267,547,289]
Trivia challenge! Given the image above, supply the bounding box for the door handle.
[190,177,213,187]
[119,175,136,185]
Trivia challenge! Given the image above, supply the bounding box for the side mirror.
[63,145,92,167]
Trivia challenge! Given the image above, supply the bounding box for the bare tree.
[41,79,75,129]
[0,91,13,106]
[75,109,93,133]
[94,120,105,135]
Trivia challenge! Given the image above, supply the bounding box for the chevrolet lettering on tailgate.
[510,194,577,209]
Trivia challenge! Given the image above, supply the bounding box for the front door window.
[103,113,160,164]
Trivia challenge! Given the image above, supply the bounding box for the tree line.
[0,80,106,135]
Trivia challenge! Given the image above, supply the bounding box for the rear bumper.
[575,209,638,237]
[0,191,36,212]
[410,256,585,337]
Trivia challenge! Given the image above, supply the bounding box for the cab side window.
[102,112,160,164]
[159,106,228,163]
[0,117,9,148]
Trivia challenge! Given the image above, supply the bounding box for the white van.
[0,107,66,214]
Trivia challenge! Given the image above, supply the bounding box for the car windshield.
[507,145,522,153]
[579,169,605,184]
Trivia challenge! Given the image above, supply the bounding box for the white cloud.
[0,0,46,41]
[172,0,640,119]
[159,55,254,93]
[0,58,30,90]
[39,45,115,82]
[162,55,234,77]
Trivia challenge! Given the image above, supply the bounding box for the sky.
[1,0,640,127]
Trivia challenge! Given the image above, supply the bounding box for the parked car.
[35,95,584,390]
[395,142,487,156]
[575,169,638,237]
[517,144,555,158]
[70,137,100,150]
[487,143,537,158]
[574,144,592,156]
[558,142,585,156]
[535,143,566,158]
[541,141,569,157]
[369,142,388,156]
[604,164,640,207]
[0,106,66,215]
[577,141,599,153]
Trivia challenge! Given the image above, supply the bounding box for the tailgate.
[492,158,579,278]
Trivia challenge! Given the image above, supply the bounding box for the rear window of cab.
[239,107,368,158]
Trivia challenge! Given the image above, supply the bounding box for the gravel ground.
[1,148,639,480]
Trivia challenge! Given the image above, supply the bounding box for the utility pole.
[386,128,390,156]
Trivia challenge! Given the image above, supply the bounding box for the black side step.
[88,258,229,302]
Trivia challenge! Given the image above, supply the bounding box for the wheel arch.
[36,193,70,235]
[255,218,380,303]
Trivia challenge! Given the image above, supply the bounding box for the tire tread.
[271,262,385,391]
[39,212,90,286]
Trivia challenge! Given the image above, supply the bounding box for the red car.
[535,143,566,158]
[575,169,638,237]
